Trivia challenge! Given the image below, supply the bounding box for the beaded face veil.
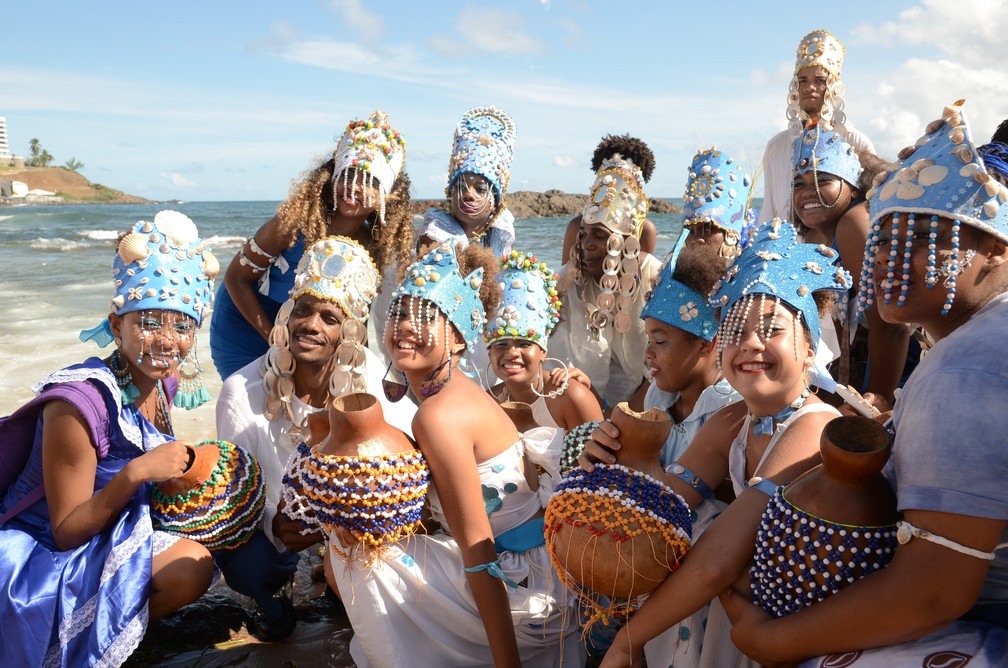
[388,242,487,355]
[262,236,379,433]
[640,228,719,342]
[331,110,407,226]
[709,219,852,364]
[787,29,847,136]
[681,147,754,258]
[447,105,516,213]
[80,210,219,409]
[573,155,650,334]
[857,100,1008,318]
[792,127,863,210]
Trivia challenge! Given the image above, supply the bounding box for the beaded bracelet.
[560,420,601,476]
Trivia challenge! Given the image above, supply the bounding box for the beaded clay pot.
[282,392,430,562]
[545,403,692,602]
[499,400,539,433]
[151,439,266,551]
[751,416,900,617]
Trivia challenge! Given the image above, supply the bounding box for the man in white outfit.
[758,29,875,224]
[215,236,417,640]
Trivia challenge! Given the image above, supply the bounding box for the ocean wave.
[79,229,120,241]
[0,215,13,222]
[203,234,246,248]
[29,237,104,251]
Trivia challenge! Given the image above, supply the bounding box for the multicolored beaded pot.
[750,416,899,617]
[545,403,692,616]
[150,439,266,551]
[281,392,430,565]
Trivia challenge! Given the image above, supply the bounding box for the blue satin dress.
[0,359,171,667]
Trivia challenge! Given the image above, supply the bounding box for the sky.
[3,0,1007,202]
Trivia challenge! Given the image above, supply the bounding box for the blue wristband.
[668,463,714,501]
[464,559,518,588]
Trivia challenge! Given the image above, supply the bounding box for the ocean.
[0,201,685,440]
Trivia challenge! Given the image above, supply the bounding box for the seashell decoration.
[154,210,199,247]
[917,165,948,187]
[202,250,220,280]
[896,182,925,200]
[117,232,150,264]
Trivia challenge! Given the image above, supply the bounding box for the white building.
[0,116,10,157]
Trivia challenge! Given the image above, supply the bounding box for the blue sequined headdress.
[640,229,718,341]
[389,243,486,353]
[681,147,753,257]
[793,127,862,189]
[857,100,1008,317]
[448,105,516,205]
[485,250,561,350]
[110,210,218,325]
[709,219,851,353]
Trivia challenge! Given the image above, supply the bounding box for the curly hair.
[591,134,656,183]
[273,158,415,282]
[673,242,725,298]
[456,242,503,317]
[855,149,890,193]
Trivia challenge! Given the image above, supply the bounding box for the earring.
[382,360,409,403]
[371,220,381,241]
[111,349,139,404]
[174,347,211,409]
[530,358,570,400]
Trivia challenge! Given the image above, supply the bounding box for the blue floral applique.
[482,482,519,516]
[400,553,416,568]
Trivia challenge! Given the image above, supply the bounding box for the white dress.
[329,426,584,668]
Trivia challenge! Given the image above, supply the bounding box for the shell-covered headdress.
[709,219,851,354]
[262,236,379,433]
[332,109,407,224]
[641,229,718,341]
[681,147,753,258]
[856,100,1008,317]
[448,105,516,206]
[793,126,862,187]
[111,210,218,325]
[485,250,561,350]
[572,155,650,334]
[787,29,848,135]
[389,243,486,353]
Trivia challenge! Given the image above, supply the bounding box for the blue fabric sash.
[494,515,545,553]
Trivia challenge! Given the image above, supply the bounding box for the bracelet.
[247,236,277,260]
[896,521,1003,561]
[464,559,518,588]
[669,463,715,500]
[744,476,779,498]
[239,250,269,274]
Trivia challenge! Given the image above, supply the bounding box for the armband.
[464,559,518,588]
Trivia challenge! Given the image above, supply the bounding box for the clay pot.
[316,392,413,458]
[282,392,429,557]
[546,402,692,601]
[151,440,266,551]
[750,416,900,617]
[499,400,539,433]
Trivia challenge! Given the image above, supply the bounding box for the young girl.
[723,101,1008,667]
[0,210,218,666]
[791,126,910,410]
[210,110,413,379]
[417,105,517,257]
[326,243,581,667]
[584,218,851,667]
[486,250,603,430]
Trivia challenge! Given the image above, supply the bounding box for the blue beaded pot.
[751,416,899,617]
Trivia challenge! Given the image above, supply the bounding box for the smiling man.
[215,236,417,640]
[758,29,876,224]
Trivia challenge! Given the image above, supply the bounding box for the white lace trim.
[152,529,180,556]
[33,363,144,451]
[95,607,148,668]
[48,513,152,658]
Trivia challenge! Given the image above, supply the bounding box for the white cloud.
[329,0,385,38]
[553,155,576,168]
[430,6,541,57]
[161,172,197,189]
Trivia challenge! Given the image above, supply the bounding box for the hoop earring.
[530,358,570,400]
[371,219,381,241]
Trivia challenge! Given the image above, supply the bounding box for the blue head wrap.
[792,126,862,188]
